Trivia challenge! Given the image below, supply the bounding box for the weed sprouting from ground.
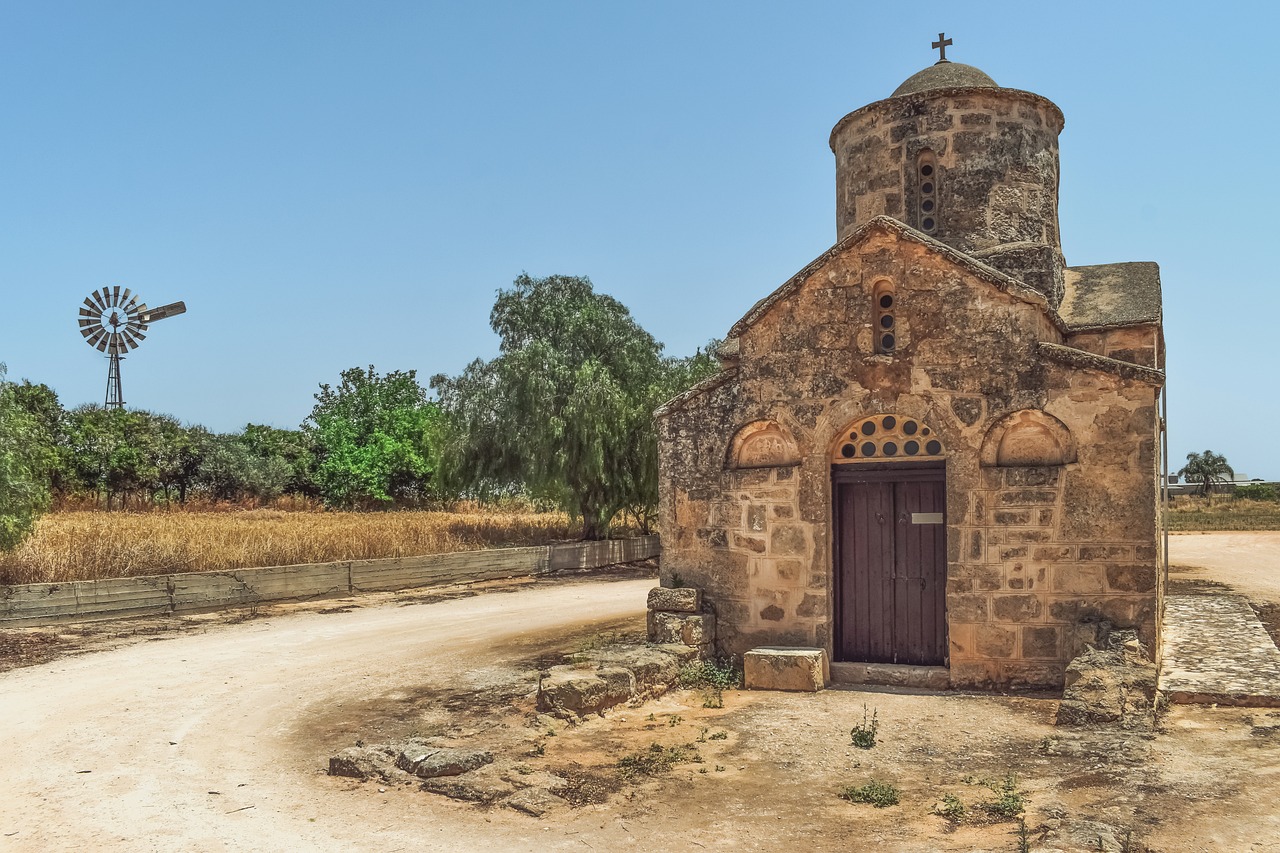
[977,775,1026,821]
[616,742,701,780]
[676,659,741,690]
[936,793,966,821]
[850,704,879,749]
[838,780,900,807]
[677,658,740,708]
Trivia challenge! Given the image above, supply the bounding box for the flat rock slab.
[743,647,828,692]
[396,746,494,778]
[1161,594,1280,706]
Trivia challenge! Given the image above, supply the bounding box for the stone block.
[1105,564,1157,593]
[1052,565,1105,594]
[769,524,807,556]
[680,613,716,646]
[1021,625,1060,659]
[647,586,701,613]
[743,647,828,692]
[536,666,636,717]
[949,593,988,621]
[992,593,1043,622]
[396,746,494,779]
[974,624,1017,658]
[647,610,684,644]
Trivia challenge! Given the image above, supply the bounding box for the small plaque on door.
[911,512,944,525]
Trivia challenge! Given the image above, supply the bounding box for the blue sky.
[1,1,1275,477]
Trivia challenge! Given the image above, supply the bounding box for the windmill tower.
[77,287,186,408]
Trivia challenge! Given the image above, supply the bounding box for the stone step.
[1160,594,1280,707]
[829,661,951,691]
[743,647,829,692]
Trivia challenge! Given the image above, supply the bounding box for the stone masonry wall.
[656,228,1161,690]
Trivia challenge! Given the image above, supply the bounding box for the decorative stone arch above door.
[830,414,946,464]
[728,420,801,469]
[979,409,1076,467]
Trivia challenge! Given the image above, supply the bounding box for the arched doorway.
[831,414,947,665]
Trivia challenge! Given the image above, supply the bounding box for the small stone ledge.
[743,647,828,692]
[829,661,950,691]
[535,643,699,719]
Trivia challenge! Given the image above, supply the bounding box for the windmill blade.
[79,318,97,329]
[139,301,187,324]
[85,328,107,347]
[79,307,100,318]
[109,333,127,356]
[120,329,140,349]
[99,287,112,308]
[95,332,111,352]
[123,293,140,314]
[111,285,121,307]
[90,291,108,310]
[126,326,146,342]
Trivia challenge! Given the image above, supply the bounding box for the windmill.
[77,287,187,408]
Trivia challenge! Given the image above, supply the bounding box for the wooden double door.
[833,465,947,666]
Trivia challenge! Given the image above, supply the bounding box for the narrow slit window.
[874,281,895,354]
[917,150,938,234]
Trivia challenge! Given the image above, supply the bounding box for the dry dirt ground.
[1,538,1278,851]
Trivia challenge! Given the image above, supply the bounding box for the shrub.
[839,780,900,807]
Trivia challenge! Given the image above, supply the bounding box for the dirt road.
[0,576,654,852]
[6,540,1280,852]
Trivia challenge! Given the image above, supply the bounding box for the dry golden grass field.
[1164,495,1280,531]
[0,508,584,585]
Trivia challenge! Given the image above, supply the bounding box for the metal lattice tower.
[77,287,186,409]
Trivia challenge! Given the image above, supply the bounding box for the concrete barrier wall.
[0,535,660,627]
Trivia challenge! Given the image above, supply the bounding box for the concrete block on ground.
[743,647,829,692]
[647,586,701,613]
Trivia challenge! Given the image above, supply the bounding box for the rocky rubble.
[1056,628,1160,728]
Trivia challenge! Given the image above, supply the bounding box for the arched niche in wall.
[980,409,1077,467]
[727,420,801,469]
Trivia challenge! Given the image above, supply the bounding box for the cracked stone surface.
[1160,594,1280,706]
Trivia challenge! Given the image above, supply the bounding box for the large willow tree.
[433,274,717,540]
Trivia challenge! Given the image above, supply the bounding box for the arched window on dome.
[916,149,939,235]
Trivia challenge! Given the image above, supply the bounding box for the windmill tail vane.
[78,287,186,408]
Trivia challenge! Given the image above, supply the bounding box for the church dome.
[891,62,998,97]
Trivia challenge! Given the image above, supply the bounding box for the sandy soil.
[1,539,1279,851]
[1168,531,1280,603]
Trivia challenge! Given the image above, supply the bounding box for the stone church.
[654,46,1165,690]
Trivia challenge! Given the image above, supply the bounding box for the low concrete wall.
[0,535,660,627]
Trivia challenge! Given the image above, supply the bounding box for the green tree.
[1179,450,1235,506]
[9,380,66,496]
[304,366,441,508]
[0,365,52,549]
[432,274,720,539]
[198,435,291,503]
[239,424,317,497]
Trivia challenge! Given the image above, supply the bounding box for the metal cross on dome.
[932,32,953,62]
